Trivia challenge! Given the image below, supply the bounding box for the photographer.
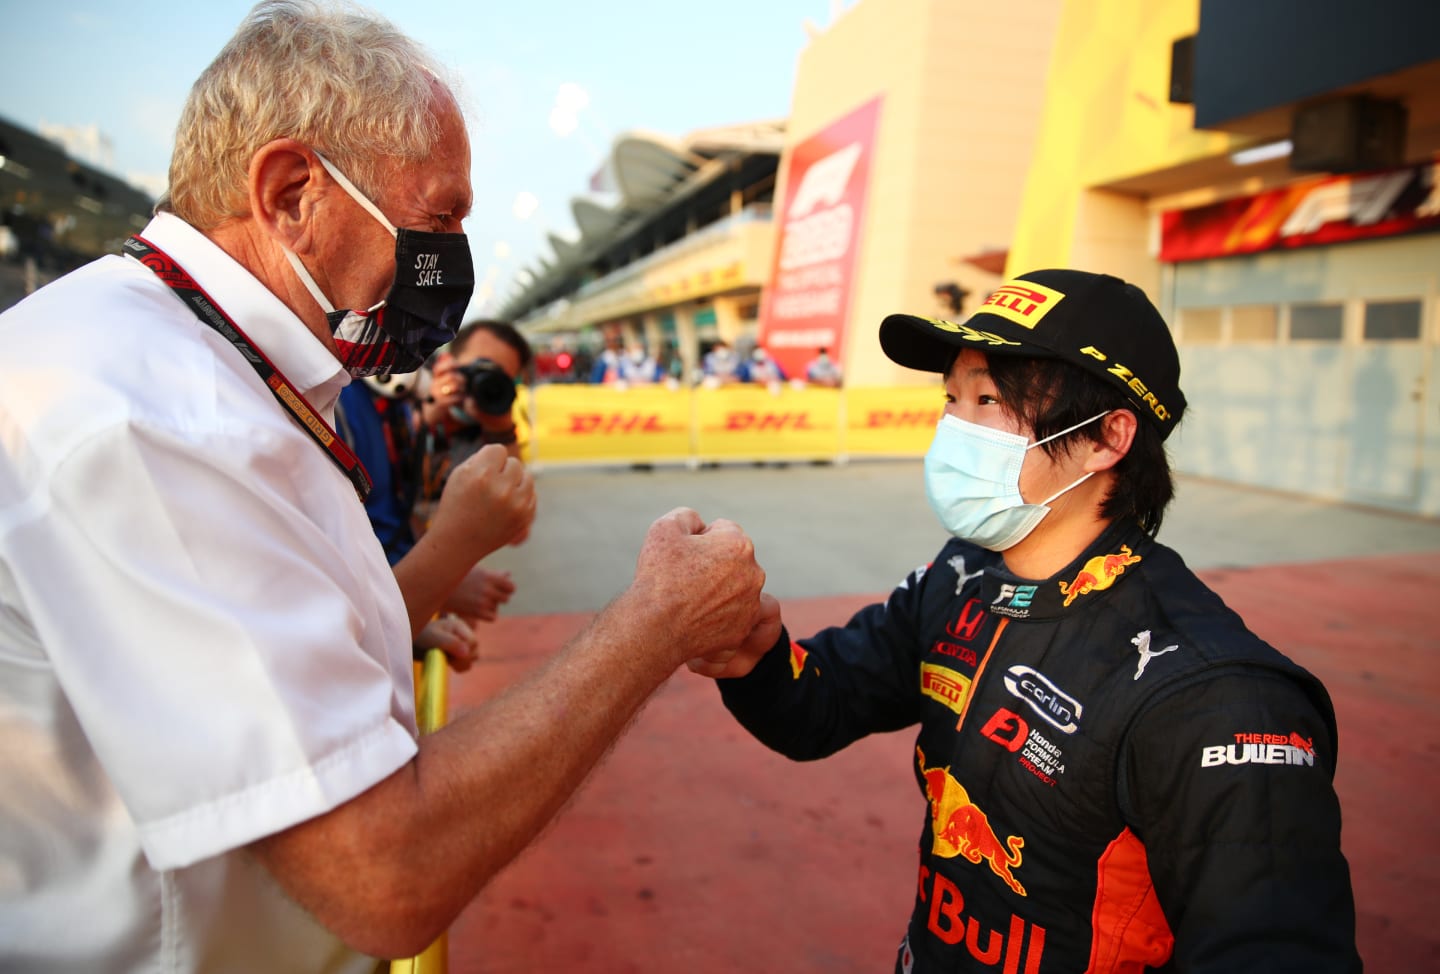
[422,319,532,467]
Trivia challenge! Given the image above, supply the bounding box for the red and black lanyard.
[125,235,372,500]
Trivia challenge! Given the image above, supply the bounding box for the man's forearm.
[251,589,675,958]
[391,529,474,637]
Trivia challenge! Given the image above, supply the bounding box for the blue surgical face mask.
[923,410,1110,550]
[284,151,473,378]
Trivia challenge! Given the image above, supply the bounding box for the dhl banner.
[843,386,943,456]
[527,384,693,465]
[694,385,841,460]
[526,384,941,466]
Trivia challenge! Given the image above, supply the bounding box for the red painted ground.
[442,552,1440,972]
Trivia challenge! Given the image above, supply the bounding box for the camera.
[455,358,516,416]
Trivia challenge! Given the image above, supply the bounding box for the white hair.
[160,0,461,227]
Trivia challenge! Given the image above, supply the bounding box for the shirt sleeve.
[718,564,930,760]
[1119,667,1361,972]
[7,418,418,870]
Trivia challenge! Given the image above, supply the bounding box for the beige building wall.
[783,0,1063,386]
[1004,0,1245,290]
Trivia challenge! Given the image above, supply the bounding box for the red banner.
[758,96,883,379]
[1160,162,1440,262]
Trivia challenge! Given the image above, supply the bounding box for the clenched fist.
[623,508,769,672]
[428,444,535,563]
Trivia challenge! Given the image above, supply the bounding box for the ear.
[1084,409,1137,473]
[247,139,323,254]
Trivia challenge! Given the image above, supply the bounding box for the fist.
[432,444,536,561]
[630,509,768,668]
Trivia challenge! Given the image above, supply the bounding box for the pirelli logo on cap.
[980,281,1066,330]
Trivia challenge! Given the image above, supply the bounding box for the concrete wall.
[1167,234,1440,516]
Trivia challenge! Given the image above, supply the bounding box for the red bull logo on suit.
[916,747,1026,897]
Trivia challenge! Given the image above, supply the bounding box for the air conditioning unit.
[1290,95,1407,173]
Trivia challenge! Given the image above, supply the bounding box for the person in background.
[0,3,775,970]
[804,346,843,387]
[337,367,510,673]
[656,339,685,387]
[336,369,427,563]
[418,319,536,668]
[589,332,624,383]
[742,344,786,385]
[693,269,1359,972]
[423,318,533,465]
[616,342,660,386]
[701,338,743,386]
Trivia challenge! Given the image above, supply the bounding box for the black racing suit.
[719,519,1360,972]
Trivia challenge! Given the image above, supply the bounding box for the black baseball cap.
[879,269,1187,439]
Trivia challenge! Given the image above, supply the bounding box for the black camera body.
[456,358,516,416]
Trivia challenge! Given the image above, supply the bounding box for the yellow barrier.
[527,383,693,465]
[526,384,942,466]
[841,386,943,457]
[389,648,449,974]
[693,385,842,461]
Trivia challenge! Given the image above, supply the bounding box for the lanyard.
[124,235,372,501]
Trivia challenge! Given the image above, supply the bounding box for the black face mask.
[324,229,474,376]
[286,152,475,377]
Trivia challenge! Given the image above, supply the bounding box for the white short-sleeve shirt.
[0,213,418,972]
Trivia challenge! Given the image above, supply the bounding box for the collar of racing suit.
[980,519,1156,621]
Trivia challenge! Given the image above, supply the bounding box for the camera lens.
[459,359,517,416]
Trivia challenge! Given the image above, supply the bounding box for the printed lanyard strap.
[124,235,372,501]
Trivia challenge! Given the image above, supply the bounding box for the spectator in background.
[568,342,594,384]
[656,339,685,387]
[423,318,532,465]
[0,3,774,969]
[742,344,786,385]
[804,346,843,388]
[336,369,426,563]
[589,333,624,383]
[616,343,660,386]
[934,280,970,317]
[701,338,743,386]
[337,368,511,674]
[420,321,534,662]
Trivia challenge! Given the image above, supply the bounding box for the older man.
[0,3,774,971]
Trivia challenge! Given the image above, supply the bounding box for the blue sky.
[0,0,837,314]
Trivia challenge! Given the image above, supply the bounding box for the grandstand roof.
[497,118,784,319]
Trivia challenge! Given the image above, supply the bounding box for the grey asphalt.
[484,459,1440,616]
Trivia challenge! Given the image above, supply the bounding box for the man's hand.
[428,444,535,562]
[416,614,481,672]
[686,592,783,679]
[619,508,768,673]
[444,566,516,623]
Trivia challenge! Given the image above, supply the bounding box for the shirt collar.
[137,212,351,413]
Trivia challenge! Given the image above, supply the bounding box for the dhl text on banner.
[844,386,942,456]
[529,384,692,465]
[694,385,842,461]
